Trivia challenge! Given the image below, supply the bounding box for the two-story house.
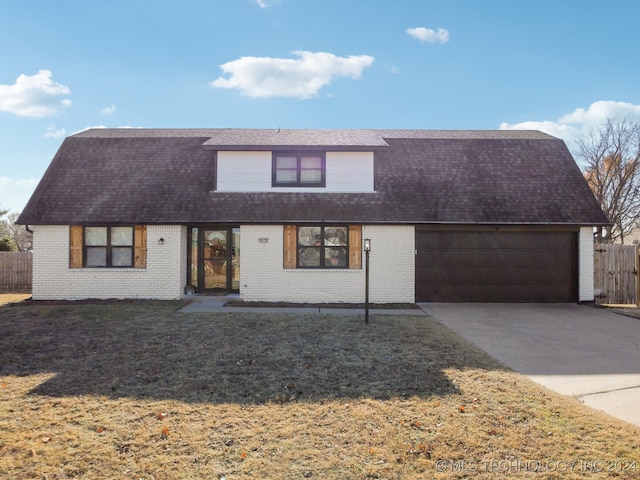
[18,128,610,303]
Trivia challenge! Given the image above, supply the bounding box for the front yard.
[1,297,639,479]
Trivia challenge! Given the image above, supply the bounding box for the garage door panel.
[435,267,510,284]
[419,283,575,303]
[415,230,577,302]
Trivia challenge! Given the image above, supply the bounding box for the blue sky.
[1,0,639,214]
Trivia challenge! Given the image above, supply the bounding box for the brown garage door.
[415,229,577,302]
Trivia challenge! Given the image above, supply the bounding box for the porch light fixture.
[364,238,371,324]
[158,237,165,245]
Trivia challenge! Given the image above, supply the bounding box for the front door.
[188,226,239,293]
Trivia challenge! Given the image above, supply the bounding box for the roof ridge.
[72,127,557,142]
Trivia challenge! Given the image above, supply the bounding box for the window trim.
[296,225,349,269]
[272,151,326,187]
[83,226,135,268]
[283,225,362,270]
[70,225,147,269]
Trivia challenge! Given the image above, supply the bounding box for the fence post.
[634,243,640,307]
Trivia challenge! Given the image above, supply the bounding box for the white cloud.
[0,177,41,214]
[211,51,375,99]
[101,102,116,115]
[499,101,640,150]
[406,27,450,44]
[254,0,280,7]
[72,125,107,135]
[0,70,71,117]
[498,120,581,142]
[44,124,66,139]
[558,101,640,125]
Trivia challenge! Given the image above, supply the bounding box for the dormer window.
[272,152,326,187]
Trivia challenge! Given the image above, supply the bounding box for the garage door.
[415,229,577,302]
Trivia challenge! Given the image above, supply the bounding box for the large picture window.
[272,152,325,187]
[297,226,349,268]
[283,225,361,270]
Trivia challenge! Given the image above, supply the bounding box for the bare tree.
[0,209,32,252]
[576,118,640,244]
[4,212,32,251]
[0,205,15,251]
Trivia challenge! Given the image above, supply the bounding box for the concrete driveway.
[419,303,640,427]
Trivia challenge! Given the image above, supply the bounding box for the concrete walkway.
[178,296,427,316]
[419,303,640,427]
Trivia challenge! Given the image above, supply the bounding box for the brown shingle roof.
[18,128,609,226]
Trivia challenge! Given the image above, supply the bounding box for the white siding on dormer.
[216,150,375,193]
[217,151,273,191]
[326,152,374,191]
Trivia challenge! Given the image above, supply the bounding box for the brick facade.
[30,225,186,300]
[29,224,594,303]
[240,225,415,303]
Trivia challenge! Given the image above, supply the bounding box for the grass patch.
[1,300,639,479]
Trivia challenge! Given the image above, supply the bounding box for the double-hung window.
[297,226,349,268]
[84,226,134,267]
[70,225,147,269]
[272,152,325,187]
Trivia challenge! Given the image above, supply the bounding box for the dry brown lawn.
[0,292,31,306]
[1,297,639,479]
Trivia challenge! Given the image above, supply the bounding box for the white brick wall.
[240,225,415,303]
[30,224,593,303]
[579,226,595,302]
[31,225,186,300]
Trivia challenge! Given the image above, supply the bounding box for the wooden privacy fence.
[593,244,638,305]
[0,252,32,290]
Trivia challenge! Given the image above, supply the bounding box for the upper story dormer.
[213,150,374,193]
[203,129,387,193]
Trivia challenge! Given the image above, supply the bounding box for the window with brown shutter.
[134,225,147,268]
[283,225,297,269]
[348,225,362,269]
[283,225,362,269]
[69,225,147,269]
[69,225,83,268]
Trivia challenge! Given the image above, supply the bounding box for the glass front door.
[204,229,228,290]
[188,226,239,293]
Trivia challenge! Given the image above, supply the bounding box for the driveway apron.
[419,303,640,427]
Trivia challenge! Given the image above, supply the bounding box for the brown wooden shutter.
[349,225,362,269]
[69,225,83,268]
[283,225,297,269]
[134,225,147,268]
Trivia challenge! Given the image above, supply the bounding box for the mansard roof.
[18,128,609,226]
